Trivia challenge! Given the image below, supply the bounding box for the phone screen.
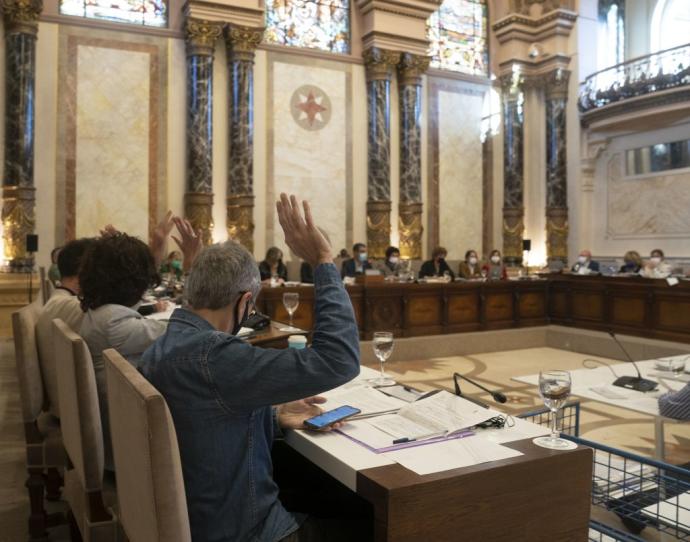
[304,405,361,430]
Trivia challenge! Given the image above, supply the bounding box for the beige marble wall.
[267,55,352,259]
[437,88,485,260]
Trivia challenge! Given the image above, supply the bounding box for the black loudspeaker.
[522,239,531,252]
[26,234,38,253]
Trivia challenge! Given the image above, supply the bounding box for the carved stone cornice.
[183,0,264,29]
[397,53,430,86]
[225,25,264,62]
[509,0,575,17]
[185,18,224,57]
[1,0,42,35]
[363,47,401,82]
[356,0,440,22]
[493,8,577,33]
[499,70,524,99]
[544,67,570,99]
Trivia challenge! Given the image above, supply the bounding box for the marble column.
[363,47,399,259]
[397,53,429,260]
[184,18,223,246]
[225,25,263,253]
[500,70,525,266]
[545,68,570,265]
[1,0,42,271]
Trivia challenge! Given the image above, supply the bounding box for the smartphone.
[303,405,361,431]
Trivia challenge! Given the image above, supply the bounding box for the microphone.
[608,331,658,392]
[453,373,508,405]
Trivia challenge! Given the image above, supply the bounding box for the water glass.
[282,292,299,331]
[369,331,395,387]
[533,370,573,450]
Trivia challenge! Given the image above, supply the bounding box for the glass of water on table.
[280,292,300,332]
[533,370,575,450]
[369,331,396,387]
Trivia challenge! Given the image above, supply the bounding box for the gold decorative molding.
[363,47,400,82]
[1,0,42,35]
[1,186,35,267]
[544,67,570,99]
[502,207,525,264]
[499,69,523,99]
[399,202,423,259]
[509,0,574,16]
[225,24,264,62]
[226,194,254,253]
[366,200,391,259]
[546,207,568,263]
[184,192,214,246]
[185,17,223,56]
[398,53,430,87]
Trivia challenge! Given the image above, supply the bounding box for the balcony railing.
[578,43,690,113]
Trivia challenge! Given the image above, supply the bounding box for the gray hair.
[185,241,261,310]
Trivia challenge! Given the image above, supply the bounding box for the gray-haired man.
[139,194,363,542]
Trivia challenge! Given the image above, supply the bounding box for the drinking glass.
[481,268,488,280]
[670,358,686,377]
[282,292,300,331]
[533,370,573,450]
[369,332,395,386]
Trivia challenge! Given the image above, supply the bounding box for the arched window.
[651,0,690,52]
[597,0,624,71]
[264,0,350,54]
[426,0,488,76]
[59,0,167,27]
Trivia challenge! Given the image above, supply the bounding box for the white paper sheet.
[641,491,690,528]
[321,385,407,418]
[368,413,443,439]
[383,436,524,476]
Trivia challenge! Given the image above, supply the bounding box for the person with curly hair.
[79,217,201,468]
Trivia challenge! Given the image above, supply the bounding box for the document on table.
[368,390,495,439]
[383,436,523,476]
[321,385,408,418]
[641,491,690,528]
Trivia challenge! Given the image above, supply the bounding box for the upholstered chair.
[12,301,66,541]
[53,319,121,541]
[104,348,191,542]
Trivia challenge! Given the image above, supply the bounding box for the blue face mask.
[359,253,368,262]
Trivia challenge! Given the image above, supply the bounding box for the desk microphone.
[608,331,657,392]
[453,373,507,405]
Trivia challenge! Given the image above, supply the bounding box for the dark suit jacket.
[300,262,314,284]
[341,258,372,278]
[419,259,455,280]
[259,260,288,281]
[571,260,600,273]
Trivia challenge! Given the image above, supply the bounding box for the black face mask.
[232,295,252,336]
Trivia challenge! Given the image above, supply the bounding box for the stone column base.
[546,207,569,264]
[366,200,391,260]
[226,194,255,253]
[502,207,524,266]
[2,186,36,271]
[184,192,214,246]
[398,202,423,260]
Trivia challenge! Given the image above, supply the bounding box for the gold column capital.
[398,202,423,260]
[184,192,214,246]
[397,53,430,87]
[226,194,254,253]
[225,25,264,62]
[544,67,570,99]
[366,200,392,259]
[499,68,524,99]
[185,18,224,57]
[363,47,400,82]
[1,0,42,35]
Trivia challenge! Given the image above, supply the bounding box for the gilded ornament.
[366,200,391,259]
[502,209,525,264]
[185,18,224,57]
[398,54,431,87]
[1,186,36,268]
[226,195,255,253]
[363,47,400,82]
[546,207,568,262]
[226,25,264,62]
[544,68,570,99]
[398,203,423,260]
[184,192,214,246]
[2,0,42,34]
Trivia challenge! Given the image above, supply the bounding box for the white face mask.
[469,257,478,265]
[491,256,500,264]
[359,253,368,262]
[389,256,399,265]
[577,255,587,264]
[650,257,661,265]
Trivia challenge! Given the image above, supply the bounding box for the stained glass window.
[264,0,350,54]
[59,0,168,28]
[426,0,488,76]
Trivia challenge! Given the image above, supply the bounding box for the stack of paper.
[321,385,408,419]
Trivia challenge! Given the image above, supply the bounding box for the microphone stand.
[609,331,658,392]
[453,372,508,407]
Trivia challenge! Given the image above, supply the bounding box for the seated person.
[259,246,289,283]
[658,382,690,420]
[378,246,401,277]
[619,250,642,274]
[419,247,455,279]
[571,249,600,275]
[140,194,362,542]
[36,238,95,418]
[341,243,372,278]
[640,248,672,279]
[482,249,507,280]
[48,246,62,286]
[159,250,183,280]
[458,250,482,279]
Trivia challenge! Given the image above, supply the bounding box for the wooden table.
[247,321,299,349]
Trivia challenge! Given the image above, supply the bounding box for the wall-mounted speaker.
[522,239,532,252]
[26,234,38,253]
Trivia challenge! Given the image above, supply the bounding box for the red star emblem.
[296,91,327,127]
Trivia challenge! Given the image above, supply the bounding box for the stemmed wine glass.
[281,292,300,331]
[369,331,395,386]
[533,370,574,450]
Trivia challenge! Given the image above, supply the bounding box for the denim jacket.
[139,263,360,542]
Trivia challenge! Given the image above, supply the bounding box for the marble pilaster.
[397,53,429,260]
[500,71,525,266]
[1,0,41,270]
[545,68,570,264]
[226,25,262,252]
[364,47,399,259]
[185,18,222,245]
